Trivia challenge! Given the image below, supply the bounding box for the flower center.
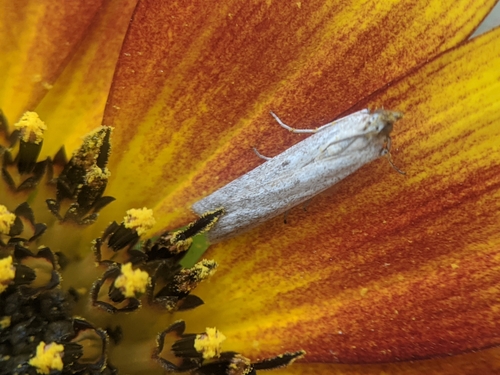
[0,111,304,374]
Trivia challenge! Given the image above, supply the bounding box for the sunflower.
[1,0,500,374]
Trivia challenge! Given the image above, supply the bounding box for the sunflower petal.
[0,0,105,123]
[33,0,138,157]
[100,0,496,229]
[283,346,500,375]
[180,27,500,363]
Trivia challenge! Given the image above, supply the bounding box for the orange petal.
[278,346,500,374]
[34,0,138,158]
[179,28,500,364]
[0,0,105,123]
[100,0,495,229]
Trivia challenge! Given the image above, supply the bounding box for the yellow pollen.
[0,256,15,293]
[82,126,108,150]
[28,341,64,374]
[199,208,225,233]
[73,126,111,169]
[0,205,16,235]
[194,259,217,279]
[42,82,53,90]
[86,165,111,184]
[14,111,47,144]
[114,263,150,298]
[123,207,156,236]
[0,316,11,329]
[170,230,193,253]
[194,327,226,359]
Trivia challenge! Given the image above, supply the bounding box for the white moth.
[192,109,402,243]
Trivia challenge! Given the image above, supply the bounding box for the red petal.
[180,28,500,363]
[100,0,495,231]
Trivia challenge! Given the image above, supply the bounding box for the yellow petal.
[34,0,138,158]
[180,27,500,364]
[99,0,495,230]
[0,1,105,122]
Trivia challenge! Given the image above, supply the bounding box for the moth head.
[372,110,405,175]
[371,109,403,138]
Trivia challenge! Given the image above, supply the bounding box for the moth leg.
[283,210,289,224]
[252,147,272,161]
[270,111,335,134]
[302,198,313,211]
[381,137,406,175]
[384,151,406,175]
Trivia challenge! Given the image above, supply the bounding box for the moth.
[192,109,403,243]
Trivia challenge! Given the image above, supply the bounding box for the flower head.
[1,1,499,374]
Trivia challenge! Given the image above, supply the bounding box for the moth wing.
[193,134,385,241]
[205,110,374,195]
